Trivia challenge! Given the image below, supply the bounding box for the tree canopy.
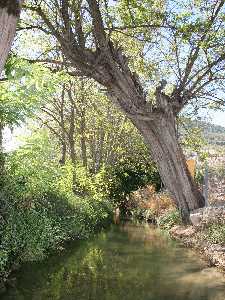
[19,0,224,113]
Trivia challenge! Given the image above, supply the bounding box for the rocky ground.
[207,153,225,206]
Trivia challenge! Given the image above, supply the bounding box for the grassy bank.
[152,206,225,272]
[168,221,225,270]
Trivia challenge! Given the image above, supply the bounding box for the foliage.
[209,163,225,181]
[178,118,208,157]
[181,127,206,154]
[125,186,176,222]
[104,158,161,211]
[22,0,225,110]
[194,168,204,185]
[157,210,182,230]
[0,58,62,128]
[198,212,225,245]
[1,0,224,286]
[130,208,155,222]
[0,186,112,282]
[0,125,161,283]
[202,224,225,245]
[0,131,113,283]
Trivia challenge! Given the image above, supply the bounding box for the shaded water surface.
[3,223,225,300]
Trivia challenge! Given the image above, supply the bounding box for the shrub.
[195,168,204,185]
[105,159,161,211]
[125,186,175,220]
[0,175,113,282]
[130,208,155,222]
[157,210,182,230]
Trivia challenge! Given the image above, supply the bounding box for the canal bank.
[169,224,225,273]
[128,185,225,275]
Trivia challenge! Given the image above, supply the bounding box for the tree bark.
[0,0,22,74]
[133,113,205,223]
[95,127,105,172]
[68,106,76,187]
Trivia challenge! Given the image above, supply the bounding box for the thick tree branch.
[87,0,108,50]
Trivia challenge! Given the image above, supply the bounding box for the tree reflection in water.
[3,223,225,300]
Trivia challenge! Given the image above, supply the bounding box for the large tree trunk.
[37,0,206,222]
[0,1,22,74]
[134,113,205,223]
[67,103,78,194]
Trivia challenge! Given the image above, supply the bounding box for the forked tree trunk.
[134,113,205,223]
[80,110,88,169]
[0,1,22,74]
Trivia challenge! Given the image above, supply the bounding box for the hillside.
[199,121,225,145]
[183,119,225,145]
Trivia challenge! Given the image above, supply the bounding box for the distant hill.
[197,121,225,145]
[188,120,225,145]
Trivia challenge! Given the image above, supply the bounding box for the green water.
[2,223,225,300]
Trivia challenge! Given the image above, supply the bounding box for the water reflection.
[3,223,225,300]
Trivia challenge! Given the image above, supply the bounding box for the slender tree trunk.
[80,110,87,168]
[67,104,78,193]
[69,133,76,164]
[134,113,205,223]
[0,1,22,74]
[95,127,105,172]
[0,122,3,152]
[59,141,67,165]
[59,84,67,165]
[80,134,87,168]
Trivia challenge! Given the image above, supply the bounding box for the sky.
[207,110,225,127]
[3,126,28,152]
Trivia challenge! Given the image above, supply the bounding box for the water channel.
[3,223,225,300]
